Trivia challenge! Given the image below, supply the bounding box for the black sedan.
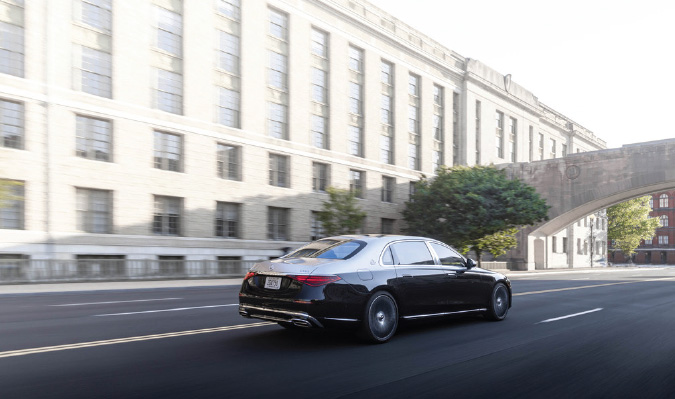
[239,235,511,343]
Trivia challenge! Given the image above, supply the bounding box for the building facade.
[609,191,675,264]
[0,0,606,272]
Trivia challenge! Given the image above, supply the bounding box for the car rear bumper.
[239,304,325,328]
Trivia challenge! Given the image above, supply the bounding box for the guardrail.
[0,259,259,284]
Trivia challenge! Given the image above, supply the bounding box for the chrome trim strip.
[401,308,487,320]
[239,305,324,328]
[323,317,359,322]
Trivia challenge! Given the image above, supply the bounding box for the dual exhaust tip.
[239,309,313,328]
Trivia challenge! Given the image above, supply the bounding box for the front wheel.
[359,291,398,343]
[485,282,509,321]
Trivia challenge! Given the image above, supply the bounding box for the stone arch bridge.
[499,139,675,270]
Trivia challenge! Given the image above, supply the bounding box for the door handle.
[402,274,413,278]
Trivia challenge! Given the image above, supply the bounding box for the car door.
[386,240,446,316]
[429,242,489,312]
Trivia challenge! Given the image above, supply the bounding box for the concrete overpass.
[499,139,675,270]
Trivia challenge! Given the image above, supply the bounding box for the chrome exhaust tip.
[291,318,312,328]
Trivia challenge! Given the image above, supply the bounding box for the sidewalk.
[1,265,671,295]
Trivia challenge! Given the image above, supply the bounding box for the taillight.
[289,275,341,287]
[244,271,256,281]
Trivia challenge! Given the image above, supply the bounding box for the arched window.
[659,194,669,208]
[660,215,669,227]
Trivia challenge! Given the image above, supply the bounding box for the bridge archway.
[500,139,675,269]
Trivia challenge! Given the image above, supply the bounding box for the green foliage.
[317,187,367,236]
[607,196,660,257]
[403,165,549,263]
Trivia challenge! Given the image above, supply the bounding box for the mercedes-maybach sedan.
[239,235,511,343]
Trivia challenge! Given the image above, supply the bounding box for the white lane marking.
[538,308,603,324]
[94,304,239,316]
[51,298,182,307]
[572,278,590,280]
[0,322,275,359]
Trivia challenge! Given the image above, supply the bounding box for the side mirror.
[466,258,477,269]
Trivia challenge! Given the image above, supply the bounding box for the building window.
[382,176,394,203]
[268,102,288,140]
[311,68,328,104]
[312,162,329,192]
[528,126,534,162]
[153,195,182,235]
[269,50,288,90]
[216,143,240,180]
[0,21,24,78]
[154,131,182,172]
[218,87,240,128]
[495,111,504,158]
[659,236,669,245]
[508,117,517,162]
[269,153,289,188]
[76,115,112,161]
[217,0,241,21]
[76,188,111,233]
[409,181,417,201]
[311,114,328,149]
[649,197,654,209]
[350,170,364,199]
[538,133,544,160]
[660,215,669,227]
[408,74,420,171]
[381,218,395,234]
[269,8,288,41]
[549,138,556,159]
[155,5,182,57]
[218,31,240,75]
[81,0,112,33]
[562,143,568,157]
[311,28,328,58]
[380,60,394,165]
[452,92,459,165]
[311,211,324,241]
[78,46,112,98]
[552,237,557,253]
[659,194,669,208]
[1,99,23,149]
[155,69,183,114]
[215,202,239,238]
[348,125,363,158]
[0,181,24,229]
[348,81,362,113]
[268,206,289,240]
[562,237,568,253]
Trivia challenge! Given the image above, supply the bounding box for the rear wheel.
[359,291,398,343]
[485,282,509,321]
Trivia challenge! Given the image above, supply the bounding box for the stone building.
[0,0,606,273]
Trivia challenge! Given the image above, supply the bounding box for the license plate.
[264,276,282,290]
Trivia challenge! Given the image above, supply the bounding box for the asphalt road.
[2,267,675,398]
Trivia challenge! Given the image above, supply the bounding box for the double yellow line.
[0,322,274,359]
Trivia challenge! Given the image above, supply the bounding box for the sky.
[367,0,675,149]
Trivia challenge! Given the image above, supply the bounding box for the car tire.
[485,282,509,321]
[359,291,398,343]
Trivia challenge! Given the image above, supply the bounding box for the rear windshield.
[285,239,365,260]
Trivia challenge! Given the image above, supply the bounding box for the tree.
[607,196,660,258]
[317,187,367,236]
[403,165,549,265]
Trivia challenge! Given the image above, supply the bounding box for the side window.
[390,241,435,265]
[430,242,464,266]
[381,246,394,265]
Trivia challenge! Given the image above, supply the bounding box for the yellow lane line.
[0,322,275,359]
[514,276,675,297]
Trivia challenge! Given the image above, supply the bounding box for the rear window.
[285,239,365,260]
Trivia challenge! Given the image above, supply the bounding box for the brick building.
[610,191,675,264]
